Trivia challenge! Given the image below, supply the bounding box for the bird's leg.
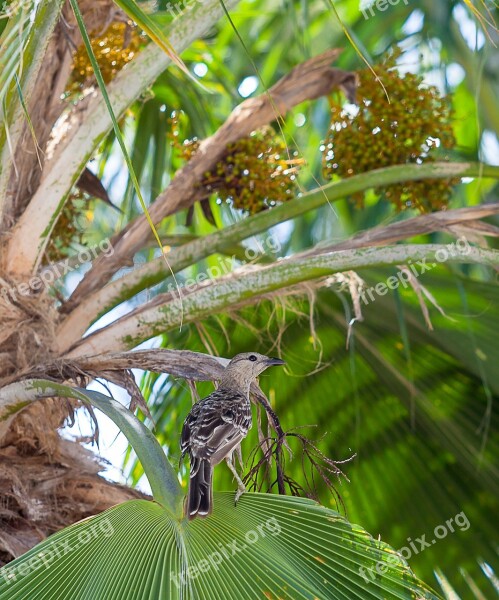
[225,453,246,505]
[235,444,244,472]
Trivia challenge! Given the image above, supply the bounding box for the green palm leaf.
[0,494,438,599]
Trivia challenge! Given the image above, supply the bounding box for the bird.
[180,352,285,520]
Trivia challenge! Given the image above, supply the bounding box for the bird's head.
[219,352,285,393]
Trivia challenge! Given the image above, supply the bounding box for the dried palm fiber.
[0,439,146,565]
[0,274,76,460]
[0,276,58,382]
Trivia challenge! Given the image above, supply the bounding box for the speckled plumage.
[181,352,284,519]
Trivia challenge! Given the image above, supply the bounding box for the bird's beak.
[266,357,285,366]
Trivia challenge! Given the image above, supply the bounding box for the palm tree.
[0,0,497,597]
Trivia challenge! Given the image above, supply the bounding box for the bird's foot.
[234,483,246,506]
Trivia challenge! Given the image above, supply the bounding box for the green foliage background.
[2,0,496,597]
[70,1,498,596]
[104,2,497,596]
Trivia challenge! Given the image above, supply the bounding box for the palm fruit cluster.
[322,49,457,212]
[44,192,88,264]
[68,22,144,92]
[169,112,300,215]
[53,22,142,260]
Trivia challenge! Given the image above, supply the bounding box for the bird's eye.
[248,355,257,362]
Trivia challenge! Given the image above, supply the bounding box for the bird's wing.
[181,390,251,465]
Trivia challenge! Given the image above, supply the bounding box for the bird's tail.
[185,458,213,520]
